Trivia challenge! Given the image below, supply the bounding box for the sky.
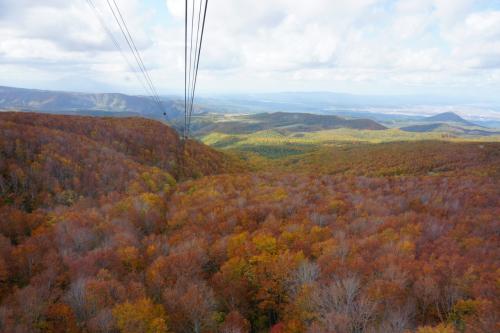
[0,0,499,100]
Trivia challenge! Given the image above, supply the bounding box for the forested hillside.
[0,113,498,333]
[279,141,500,177]
[0,112,238,181]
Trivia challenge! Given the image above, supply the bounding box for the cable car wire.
[185,0,208,138]
[105,0,165,113]
[86,0,211,134]
[84,0,167,119]
[108,0,163,108]
[85,0,157,110]
[184,0,189,139]
[113,0,161,111]
[186,0,196,126]
[187,0,203,137]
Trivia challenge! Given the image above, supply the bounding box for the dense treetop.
[0,112,498,333]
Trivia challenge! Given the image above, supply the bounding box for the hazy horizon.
[3,84,500,123]
[3,83,500,104]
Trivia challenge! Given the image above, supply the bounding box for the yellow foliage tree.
[113,298,169,333]
[416,323,456,333]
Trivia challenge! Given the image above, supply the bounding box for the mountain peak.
[426,112,469,123]
[424,111,483,128]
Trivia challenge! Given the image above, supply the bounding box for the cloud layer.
[0,0,499,99]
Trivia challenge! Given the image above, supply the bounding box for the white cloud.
[165,0,184,19]
[0,0,499,99]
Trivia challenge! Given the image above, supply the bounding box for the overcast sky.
[0,0,499,99]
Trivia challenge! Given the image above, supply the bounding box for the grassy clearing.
[201,128,500,155]
[202,128,500,147]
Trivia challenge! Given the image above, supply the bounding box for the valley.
[185,111,500,163]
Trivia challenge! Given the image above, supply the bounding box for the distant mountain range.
[2,86,499,132]
[203,91,487,110]
[189,110,500,137]
[189,112,386,136]
[0,85,183,119]
[197,92,500,129]
[398,112,500,136]
[423,112,476,126]
[400,123,500,136]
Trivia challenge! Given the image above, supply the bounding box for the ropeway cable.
[187,0,204,137]
[85,0,167,118]
[85,0,157,108]
[184,0,208,138]
[186,0,196,136]
[105,0,165,114]
[109,0,164,106]
[184,0,188,139]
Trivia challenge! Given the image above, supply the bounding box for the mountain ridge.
[0,112,239,184]
[424,111,476,126]
[189,111,387,136]
[0,85,182,119]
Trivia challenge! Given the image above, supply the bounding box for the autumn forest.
[0,112,499,333]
